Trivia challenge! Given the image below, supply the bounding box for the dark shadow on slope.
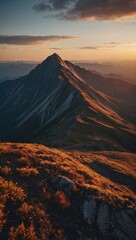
[89,161,136,193]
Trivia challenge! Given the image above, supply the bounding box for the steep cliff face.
[0,54,136,151]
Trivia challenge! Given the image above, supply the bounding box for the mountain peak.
[51,53,61,59]
[41,53,67,69]
[44,53,63,63]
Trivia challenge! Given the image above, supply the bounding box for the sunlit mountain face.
[0,54,136,151]
[0,1,136,240]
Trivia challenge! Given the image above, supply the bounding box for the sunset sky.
[0,0,136,61]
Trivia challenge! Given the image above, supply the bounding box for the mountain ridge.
[0,54,136,151]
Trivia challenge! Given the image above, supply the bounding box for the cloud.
[32,2,52,12]
[105,41,136,46]
[50,47,63,50]
[0,35,76,45]
[78,45,117,50]
[64,0,136,20]
[32,0,136,21]
[32,0,73,12]
[78,41,136,49]
[78,46,99,50]
[108,42,122,45]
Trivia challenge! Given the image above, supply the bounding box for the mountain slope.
[66,61,136,124]
[0,54,136,151]
[0,142,136,240]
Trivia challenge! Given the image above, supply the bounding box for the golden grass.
[9,222,37,240]
[0,142,136,239]
[16,167,39,177]
[0,176,26,204]
[0,142,136,207]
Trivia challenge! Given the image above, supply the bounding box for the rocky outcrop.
[110,229,129,240]
[82,198,136,240]
[51,175,136,239]
[51,175,75,194]
[97,203,110,235]
[112,210,136,240]
[83,199,97,225]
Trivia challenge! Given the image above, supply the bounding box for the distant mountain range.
[75,61,136,84]
[1,59,136,84]
[0,53,136,151]
[0,61,37,83]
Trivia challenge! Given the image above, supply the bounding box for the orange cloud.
[33,0,136,21]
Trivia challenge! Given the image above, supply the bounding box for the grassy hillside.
[0,143,136,239]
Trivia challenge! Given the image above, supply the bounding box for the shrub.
[53,228,67,240]
[54,191,70,208]
[18,157,29,166]
[0,203,6,232]
[9,222,38,240]
[0,177,26,204]
[18,202,33,219]
[0,166,11,175]
[16,167,39,177]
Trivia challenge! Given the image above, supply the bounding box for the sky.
[0,0,136,62]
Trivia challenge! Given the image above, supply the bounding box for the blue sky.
[0,0,136,61]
